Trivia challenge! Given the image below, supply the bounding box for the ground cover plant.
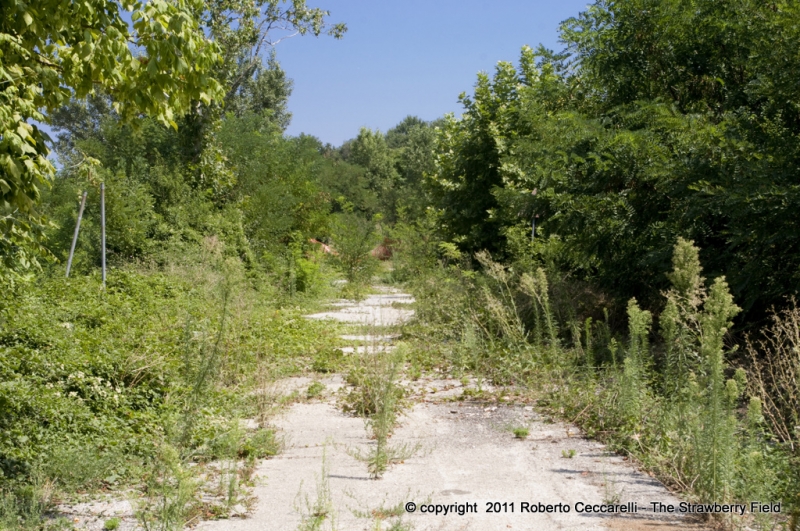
[0,249,344,529]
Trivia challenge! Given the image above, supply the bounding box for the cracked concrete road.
[198,388,705,531]
[197,288,706,531]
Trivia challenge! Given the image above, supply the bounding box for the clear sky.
[274,0,592,146]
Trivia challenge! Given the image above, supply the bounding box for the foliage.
[0,254,340,527]
[747,302,800,449]
[47,106,345,297]
[296,446,335,531]
[329,213,381,298]
[429,0,800,320]
[0,0,225,283]
[343,349,413,479]
[747,302,800,525]
[512,427,529,439]
[338,117,438,222]
[348,128,400,215]
[172,0,346,167]
[400,234,795,528]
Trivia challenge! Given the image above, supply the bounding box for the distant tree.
[349,128,401,220]
[387,117,437,220]
[386,115,427,149]
[226,50,294,130]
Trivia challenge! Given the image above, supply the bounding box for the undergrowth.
[0,248,341,529]
[400,236,799,530]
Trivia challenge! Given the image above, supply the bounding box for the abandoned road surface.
[198,288,705,531]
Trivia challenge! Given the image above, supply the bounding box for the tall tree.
[348,128,401,220]
[431,0,800,320]
[1,0,223,283]
[178,0,346,162]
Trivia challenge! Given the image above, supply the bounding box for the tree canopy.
[1,0,346,284]
[429,0,800,320]
[1,0,223,282]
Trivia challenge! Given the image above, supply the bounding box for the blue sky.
[274,0,591,146]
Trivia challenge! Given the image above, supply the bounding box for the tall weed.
[400,234,793,528]
[343,348,416,479]
[747,301,800,526]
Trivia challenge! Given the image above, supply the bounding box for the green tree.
[387,116,437,220]
[385,115,428,149]
[1,0,224,283]
[348,128,401,221]
[178,0,346,163]
[431,0,800,320]
[226,50,294,129]
[428,59,527,254]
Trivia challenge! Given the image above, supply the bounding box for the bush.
[329,213,381,298]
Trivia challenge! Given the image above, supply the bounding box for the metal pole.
[531,188,538,242]
[66,191,88,278]
[100,182,106,288]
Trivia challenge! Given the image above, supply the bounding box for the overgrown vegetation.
[0,248,343,528]
[387,2,800,526]
[4,0,800,529]
[397,234,799,529]
[428,0,800,324]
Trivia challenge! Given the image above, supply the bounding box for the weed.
[341,344,418,478]
[296,445,336,531]
[746,301,800,452]
[136,444,198,531]
[350,492,416,531]
[241,428,281,459]
[254,364,283,429]
[601,469,623,505]
[372,517,414,531]
[313,348,346,374]
[617,298,652,431]
[104,517,121,530]
[746,301,800,526]
[341,354,405,420]
[512,427,530,439]
[307,381,326,399]
[561,449,576,459]
[0,476,55,531]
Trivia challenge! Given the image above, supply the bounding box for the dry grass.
[746,300,800,450]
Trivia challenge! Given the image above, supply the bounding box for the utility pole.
[100,182,106,288]
[531,188,538,242]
